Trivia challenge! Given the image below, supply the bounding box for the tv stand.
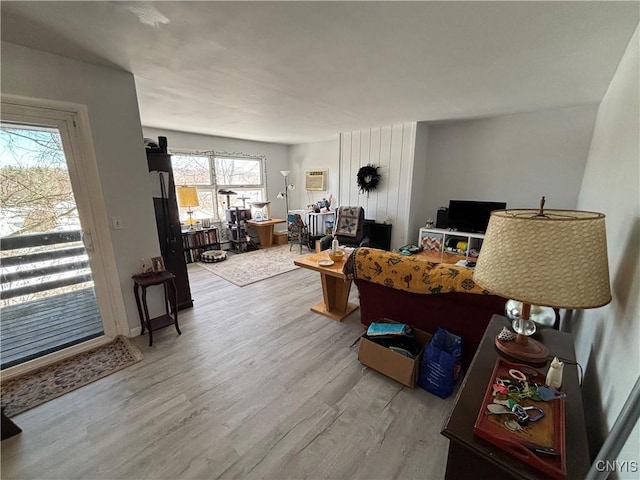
[418,227,484,258]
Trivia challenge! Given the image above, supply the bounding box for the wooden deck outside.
[1,230,106,370]
[0,287,104,369]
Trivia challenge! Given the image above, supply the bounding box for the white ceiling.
[2,1,638,144]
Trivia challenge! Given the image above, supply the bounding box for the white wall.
[424,105,599,219]
[143,127,290,222]
[339,108,598,249]
[339,123,417,249]
[288,138,340,215]
[1,42,159,333]
[408,122,430,245]
[566,26,639,472]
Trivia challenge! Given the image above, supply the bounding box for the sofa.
[346,247,506,369]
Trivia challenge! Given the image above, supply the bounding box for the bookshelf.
[182,228,221,263]
[418,228,484,258]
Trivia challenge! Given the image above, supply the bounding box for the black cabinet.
[147,148,193,310]
[364,220,392,251]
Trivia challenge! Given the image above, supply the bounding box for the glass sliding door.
[0,119,105,369]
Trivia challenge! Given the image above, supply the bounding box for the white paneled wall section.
[339,123,417,249]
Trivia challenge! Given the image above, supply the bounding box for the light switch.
[111,216,124,230]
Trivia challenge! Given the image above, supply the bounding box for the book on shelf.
[181,227,221,263]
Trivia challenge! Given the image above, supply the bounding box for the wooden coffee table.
[293,251,359,321]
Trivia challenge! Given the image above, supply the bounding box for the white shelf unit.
[418,228,485,258]
[306,211,335,237]
[286,210,335,237]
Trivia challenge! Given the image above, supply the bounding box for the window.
[171,152,266,224]
[172,155,210,185]
[214,156,262,186]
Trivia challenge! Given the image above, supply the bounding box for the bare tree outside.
[214,157,261,185]
[0,126,77,236]
[0,124,89,306]
[172,155,210,186]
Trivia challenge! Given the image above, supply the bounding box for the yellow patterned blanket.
[347,247,491,295]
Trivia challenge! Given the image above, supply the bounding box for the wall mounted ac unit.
[305,170,327,191]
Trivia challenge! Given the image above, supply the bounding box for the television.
[447,200,507,233]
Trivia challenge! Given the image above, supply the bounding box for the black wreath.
[357,164,381,194]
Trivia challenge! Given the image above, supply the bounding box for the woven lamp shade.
[473,209,611,309]
[176,186,199,208]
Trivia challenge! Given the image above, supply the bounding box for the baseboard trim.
[129,326,142,337]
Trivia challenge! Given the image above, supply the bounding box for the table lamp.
[473,198,611,365]
[251,201,271,220]
[505,300,557,329]
[176,186,199,230]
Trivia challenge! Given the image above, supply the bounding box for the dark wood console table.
[441,315,589,479]
[132,271,181,347]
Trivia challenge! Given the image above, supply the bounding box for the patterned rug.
[1,336,142,417]
[197,243,310,286]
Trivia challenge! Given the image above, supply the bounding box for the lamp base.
[187,210,195,230]
[494,334,549,366]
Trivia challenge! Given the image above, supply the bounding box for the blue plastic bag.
[418,327,463,398]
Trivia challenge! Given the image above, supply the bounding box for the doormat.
[197,243,309,287]
[1,336,142,417]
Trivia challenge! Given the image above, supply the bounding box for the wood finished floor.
[1,264,453,479]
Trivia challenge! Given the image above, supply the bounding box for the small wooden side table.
[293,251,359,321]
[246,218,285,247]
[132,271,181,346]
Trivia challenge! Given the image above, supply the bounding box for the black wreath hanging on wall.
[356,164,381,194]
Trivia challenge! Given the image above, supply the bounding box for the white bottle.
[546,357,564,389]
[331,236,339,254]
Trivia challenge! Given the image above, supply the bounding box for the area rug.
[1,336,142,417]
[197,243,308,286]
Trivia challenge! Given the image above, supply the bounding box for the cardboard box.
[273,231,288,245]
[358,322,432,388]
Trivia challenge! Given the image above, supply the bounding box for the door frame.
[1,96,129,379]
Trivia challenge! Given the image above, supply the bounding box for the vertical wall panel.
[369,127,382,220]
[360,129,371,212]
[339,122,417,249]
[378,125,393,223]
[339,132,352,208]
[350,131,361,208]
[389,124,405,229]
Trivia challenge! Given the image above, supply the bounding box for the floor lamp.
[473,199,611,365]
[277,170,295,215]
